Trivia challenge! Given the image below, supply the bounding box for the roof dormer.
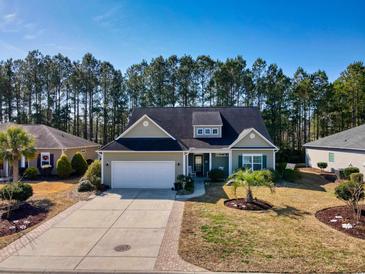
[192,111,223,138]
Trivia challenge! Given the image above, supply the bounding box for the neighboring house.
[304,124,365,174]
[0,123,100,178]
[99,107,278,189]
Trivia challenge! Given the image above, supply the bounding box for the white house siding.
[305,148,365,174]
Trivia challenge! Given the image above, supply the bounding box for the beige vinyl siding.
[233,133,272,147]
[123,118,170,138]
[232,149,274,171]
[102,152,183,187]
[306,148,365,174]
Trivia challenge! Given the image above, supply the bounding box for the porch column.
[228,151,232,175]
[273,150,276,170]
[209,153,212,171]
[183,152,187,175]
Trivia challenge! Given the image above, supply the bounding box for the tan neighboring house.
[304,124,365,174]
[0,123,100,179]
[99,107,278,189]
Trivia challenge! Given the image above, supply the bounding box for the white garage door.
[111,161,175,189]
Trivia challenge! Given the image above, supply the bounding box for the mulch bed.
[316,205,365,239]
[0,203,48,237]
[224,198,273,211]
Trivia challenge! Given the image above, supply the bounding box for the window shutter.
[263,155,267,169]
[50,154,54,168]
[238,155,243,168]
[37,154,41,168]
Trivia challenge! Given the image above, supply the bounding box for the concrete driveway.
[0,189,176,272]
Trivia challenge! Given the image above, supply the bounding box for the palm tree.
[0,126,36,183]
[229,169,275,203]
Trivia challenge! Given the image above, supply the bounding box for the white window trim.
[242,154,263,171]
[197,128,204,136]
[41,152,51,168]
[204,128,212,135]
[212,128,219,135]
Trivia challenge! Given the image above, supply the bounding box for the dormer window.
[204,128,211,135]
[193,111,223,138]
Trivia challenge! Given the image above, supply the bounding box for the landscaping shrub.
[23,167,38,179]
[317,162,328,171]
[82,160,101,190]
[175,174,194,192]
[78,179,95,192]
[84,160,101,178]
[335,173,364,221]
[56,153,73,179]
[343,166,360,179]
[350,172,364,183]
[208,168,225,182]
[0,182,33,202]
[71,152,88,176]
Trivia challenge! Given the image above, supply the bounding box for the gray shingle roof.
[303,124,365,151]
[192,111,222,125]
[101,107,273,151]
[0,123,100,149]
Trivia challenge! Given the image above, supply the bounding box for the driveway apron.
[0,188,175,272]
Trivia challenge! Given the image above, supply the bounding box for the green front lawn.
[179,168,365,272]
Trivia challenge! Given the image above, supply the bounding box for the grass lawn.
[179,168,365,273]
[0,180,88,249]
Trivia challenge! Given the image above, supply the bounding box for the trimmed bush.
[71,152,88,176]
[84,160,101,178]
[335,180,364,203]
[343,166,360,179]
[208,168,225,182]
[175,174,194,192]
[56,154,73,179]
[82,160,101,190]
[350,172,364,184]
[0,182,33,202]
[317,162,328,171]
[23,167,38,179]
[78,179,95,192]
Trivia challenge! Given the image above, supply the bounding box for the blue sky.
[0,0,364,80]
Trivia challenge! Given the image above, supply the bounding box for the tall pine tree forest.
[0,50,364,162]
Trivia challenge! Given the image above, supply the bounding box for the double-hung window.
[197,128,203,136]
[212,128,218,135]
[204,128,211,135]
[242,154,263,171]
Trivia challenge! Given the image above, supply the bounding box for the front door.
[194,155,203,177]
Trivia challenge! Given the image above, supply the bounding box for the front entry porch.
[186,152,230,178]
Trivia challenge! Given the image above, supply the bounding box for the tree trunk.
[246,186,254,203]
[12,156,19,183]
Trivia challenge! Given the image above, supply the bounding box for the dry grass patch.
[0,181,88,249]
[179,169,365,272]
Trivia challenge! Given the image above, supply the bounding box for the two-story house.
[99,107,278,189]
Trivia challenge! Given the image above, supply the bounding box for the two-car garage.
[111,161,176,189]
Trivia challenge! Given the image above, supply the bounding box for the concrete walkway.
[0,189,176,272]
[176,177,206,200]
